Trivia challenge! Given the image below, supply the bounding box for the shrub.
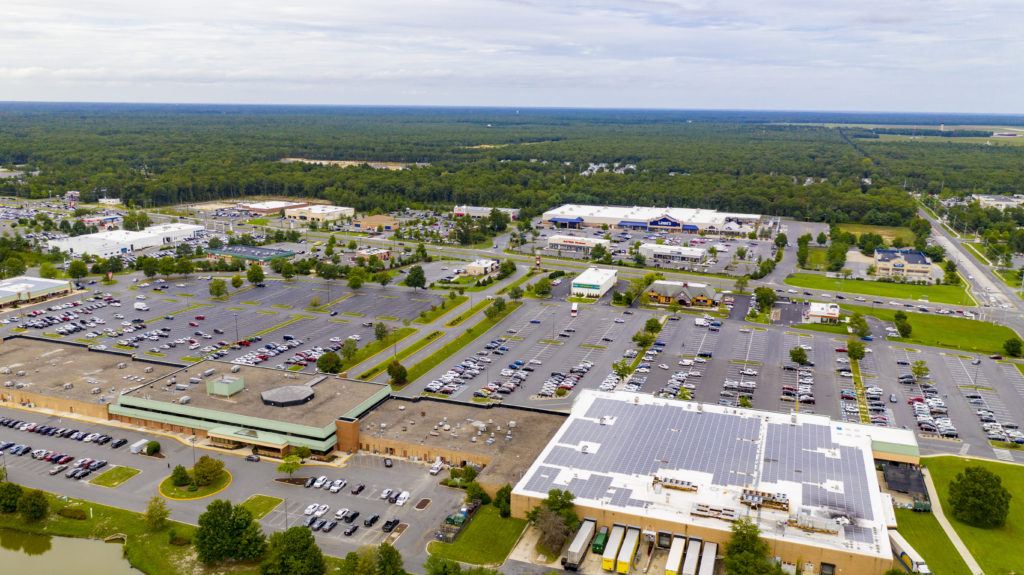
[58,506,88,520]
[465,482,491,505]
[171,464,191,487]
[145,441,161,456]
[168,529,192,546]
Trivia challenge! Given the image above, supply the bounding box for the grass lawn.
[89,466,140,488]
[785,273,974,305]
[924,455,1024,575]
[445,299,492,327]
[414,296,468,324]
[358,331,443,380]
[841,304,1019,354]
[792,322,850,335]
[158,469,232,500]
[406,302,521,384]
[245,218,270,226]
[894,509,972,575]
[495,270,537,295]
[337,327,416,372]
[963,242,993,265]
[836,223,916,244]
[801,246,829,270]
[426,504,527,565]
[240,494,282,520]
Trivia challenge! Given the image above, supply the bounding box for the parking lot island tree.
[846,340,866,361]
[209,278,228,298]
[948,466,1013,529]
[754,286,777,312]
[406,265,427,290]
[67,259,88,280]
[789,346,808,365]
[247,262,265,285]
[316,351,342,373]
[193,455,226,487]
[1003,337,1023,357]
[171,464,191,487]
[911,360,930,381]
[387,361,408,386]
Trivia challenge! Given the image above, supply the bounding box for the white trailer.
[563,519,596,571]
[889,530,931,574]
[129,439,149,454]
[697,542,717,575]
[664,536,687,575]
[680,537,702,575]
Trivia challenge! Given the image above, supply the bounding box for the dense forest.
[1,104,1023,224]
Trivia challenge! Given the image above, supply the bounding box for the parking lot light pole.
[233,313,239,345]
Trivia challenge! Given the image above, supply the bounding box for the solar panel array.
[521,396,878,544]
[763,422,875,539]
[549,398,760,486]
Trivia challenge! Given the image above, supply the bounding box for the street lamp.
[233,313,239,345]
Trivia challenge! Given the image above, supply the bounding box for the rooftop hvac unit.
[16,371,25,377]
[91,387,101,394]
[0,367,11,374]
[117,363,127,369]
[14,383,24,389]
[508,421,516,428]
[3,381,13,388]
[203,369,215,377]
[63,383,74,390]
[179,396,191,404]
[175,384,189,391]
[144,366,153,373]
[470,436,477,442]
[231,365,241,373]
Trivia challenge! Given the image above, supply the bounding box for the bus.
[571,302,579,317]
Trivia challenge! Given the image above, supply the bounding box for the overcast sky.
[2,1,1021,112]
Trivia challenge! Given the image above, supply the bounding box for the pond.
[0,528,141,574]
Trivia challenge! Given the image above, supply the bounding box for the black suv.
[381,518,400,532]
[364,514,380,527]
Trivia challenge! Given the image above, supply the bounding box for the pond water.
[0,528,141,574]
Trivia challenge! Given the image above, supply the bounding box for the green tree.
[194,499,267,563]
[507,285,524,301]
[67,259,88,280]
[734,276,749,294]
[276,455,302,477]
[789,346,808,365]
[291,446,312,460]
[796,243,809,268]
[754,286,777,311]
[158,256,176,276]
[374,323,388,342]
[738,396,753,408]
[533,276,552,296]
[612,358,633,380]
[590,243,608,261]
[632,330,655,348]
[39,262,58,279]
[847,340,866,361]
[17,489,48,522]
[774,233,788,248]
[1004,337,1023,357]
[209,278,228,298]
[376,542,404,575]
[145,495,171,530]
[949,466,1013,528]
[193,455,225,487]
[208,236,224,249]
[405,265,426,289]
[341,339,358,361]
[724,518,783,575]
[816,232,827,245]
[260,526,326,575]
[911,360,930,380]
[850,312,871,338]
[141,257,158,277]
[231,274,243,289]
[316,351,342,373]
[895,318,912,337]
[375,271,391,288]
[494,483,513,518]
[387,361,408,386]
[171,464,191,487]
[424,556,462,575]
[644,317,662,333]
[0,481,23,512]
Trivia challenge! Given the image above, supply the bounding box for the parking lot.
[0,406,463,562]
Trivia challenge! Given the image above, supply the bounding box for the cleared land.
[801,247,829,270]
[426,504,527,565]
[785,273,973,305]
[836,223,916,244]
[894,509,972,575]
[841,304,1019,354]
[925,456,1024,575]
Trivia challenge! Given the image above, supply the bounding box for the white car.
[313,504,330,518]
[614,318,625,323]
[799,344,812,351]
[313,475,328,489]
[679,359,694,366]
[658,364,669,370]
[304,503,318,515]
[529,359,542,365]
[380,488,393,500]
[740,368,758,376]
[348,335,361,341]
[334,507,350,520]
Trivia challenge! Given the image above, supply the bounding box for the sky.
[1,0,1022,112]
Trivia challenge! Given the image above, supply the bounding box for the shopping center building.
[542,204,761,235]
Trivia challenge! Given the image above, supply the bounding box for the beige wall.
[0,390,109,420]
[511,493,894,575]
[358,434,493,467]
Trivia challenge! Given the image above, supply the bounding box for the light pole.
[233,313,239,345]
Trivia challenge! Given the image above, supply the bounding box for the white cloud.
[0,0,1021,111]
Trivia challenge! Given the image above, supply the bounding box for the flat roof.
[208,245,295,260]
[640,243,705,256]
[358,399,565,487]
[239,200,308,210]
[572,267,618,285]
[134,364,386,428]
[542,204,762,227]
[286,205,352,214]
[0,338,177,405]
[0,276,72,298]
[548,235,610,247]
[514,390,896,558]
[143,223,204,234]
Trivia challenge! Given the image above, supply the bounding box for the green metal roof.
[872,440,921,458]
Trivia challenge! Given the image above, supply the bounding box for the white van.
[429,459,444,476]
[133,302,149,311]
[395,491,410,506]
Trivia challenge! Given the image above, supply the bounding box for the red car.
[907,397,924,404]
[188,322,199,327]
[990,355,1003,360]
[195,315,205,320]
[834,348,847,353]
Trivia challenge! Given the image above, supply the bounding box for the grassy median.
[426,504,526,565]
[841,304,1019,354]
[784,273,973,305]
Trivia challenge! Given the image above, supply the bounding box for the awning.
[682,224,699,231]
[207,425,289,448]
[549,217,584,224]
[618,221,649,227]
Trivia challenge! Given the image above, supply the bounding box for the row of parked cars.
[425,339,513,395]
[537,362,593,398]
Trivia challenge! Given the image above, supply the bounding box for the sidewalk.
[921,468,985,575]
